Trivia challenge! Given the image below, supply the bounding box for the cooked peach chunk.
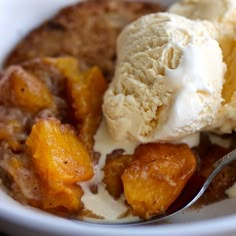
[68,66,108,151]
[7,66,53,113]
[26,118,94,211]
[26,118,94,186]
[103,154,134,198]
[122,143,197,219]
[43,57,80,81]
[42,57,108,151]
[43,185,84,211]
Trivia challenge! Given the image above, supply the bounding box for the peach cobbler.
[1,0,236,223]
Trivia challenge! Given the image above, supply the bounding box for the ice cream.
[169,0,236,133]
[168,0,236,26]
[102,12,225,144]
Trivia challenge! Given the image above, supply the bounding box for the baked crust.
[4,0,165,80]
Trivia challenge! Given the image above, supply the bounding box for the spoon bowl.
[121,149,236,225]
[73,149,236,226]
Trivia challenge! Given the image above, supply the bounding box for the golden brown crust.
[4,0,165,80]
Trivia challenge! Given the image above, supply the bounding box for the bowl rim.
[1,0,236,235]
[1,198,236,236]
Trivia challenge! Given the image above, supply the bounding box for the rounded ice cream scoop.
[103,12,225,143]
[169,0,236,133]
[168,0,236,25]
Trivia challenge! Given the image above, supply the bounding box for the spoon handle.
[206,149,236,188]
[113,149,236,225]
[173,149,236,214]
[213,149,236,168]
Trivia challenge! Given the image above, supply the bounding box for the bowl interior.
[1,0,236,236]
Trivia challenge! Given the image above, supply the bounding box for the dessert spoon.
[79,149,236,225]
[128,149,236,225]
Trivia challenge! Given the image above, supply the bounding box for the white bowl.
[1,0,236,235]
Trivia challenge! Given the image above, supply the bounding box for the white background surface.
[1,0,236,235]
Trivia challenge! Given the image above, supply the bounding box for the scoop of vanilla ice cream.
[168,0,236,58]
[168,0,236,62]
[168,0,236,25]
[103,13,225,143]
[169,0,236,133]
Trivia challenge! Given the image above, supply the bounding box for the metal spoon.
[126,148,236,225]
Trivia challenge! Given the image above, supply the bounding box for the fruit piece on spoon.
[121,143,197,219]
